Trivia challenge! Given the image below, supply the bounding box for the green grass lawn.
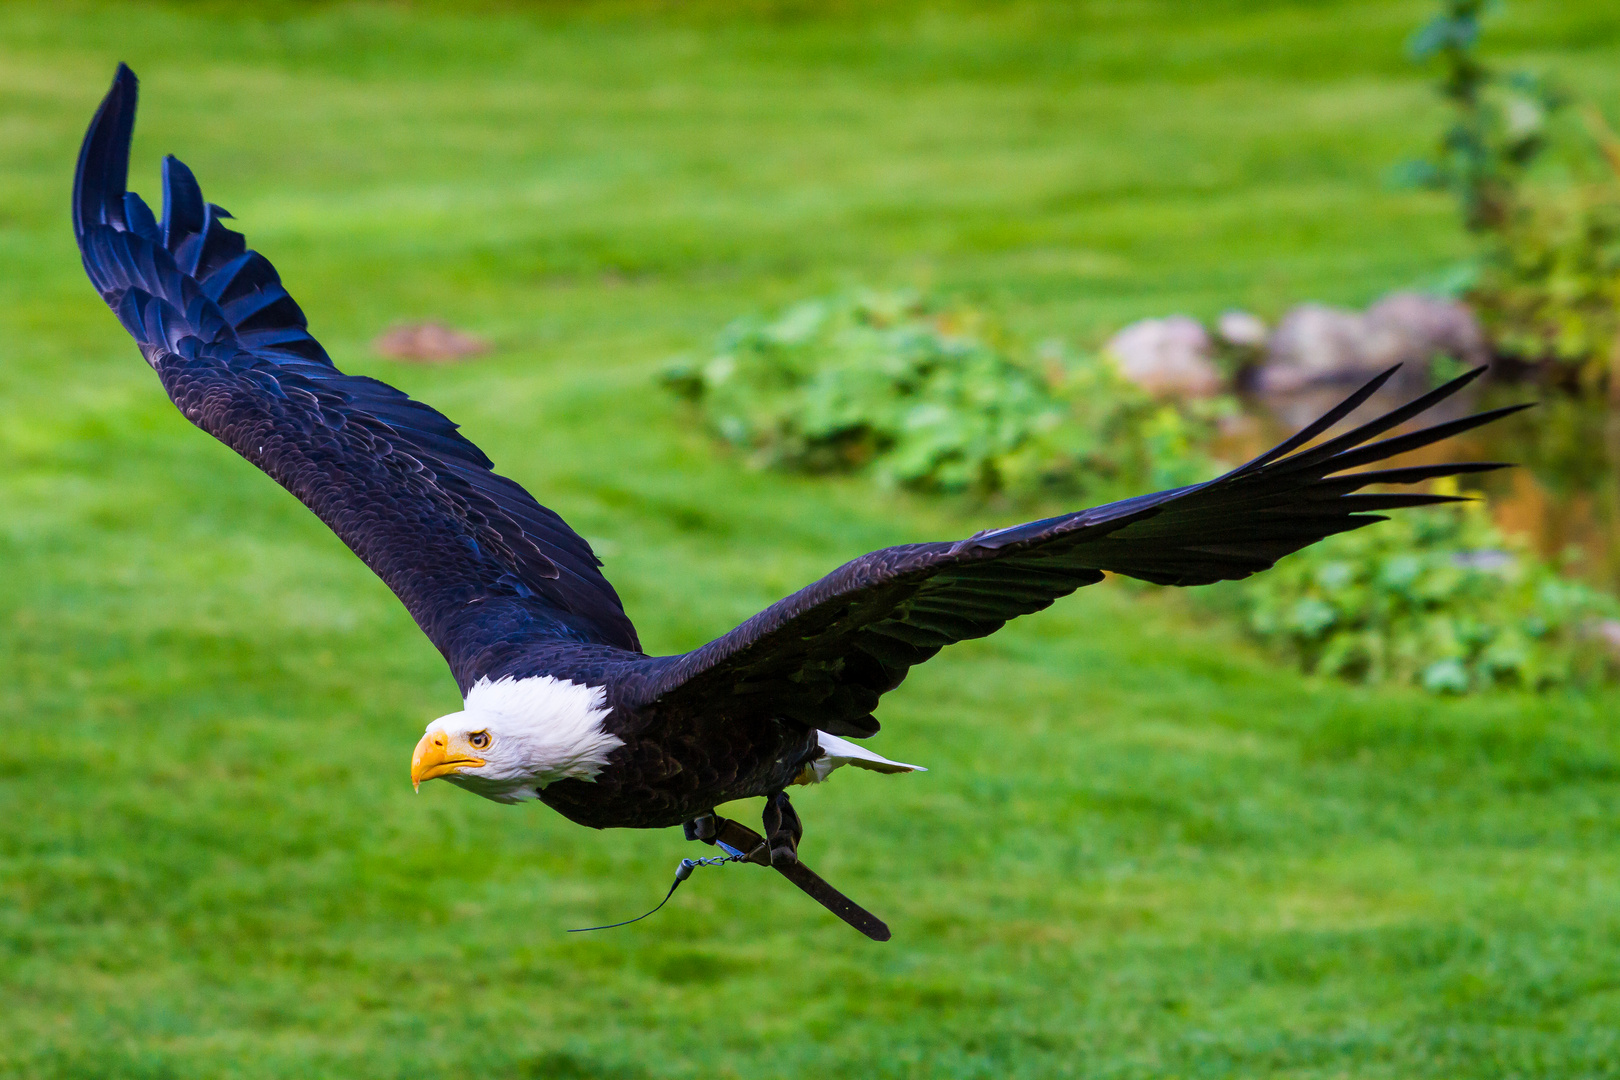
[5,2,1620,1076]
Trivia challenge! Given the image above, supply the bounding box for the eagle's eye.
[468,730,491,751]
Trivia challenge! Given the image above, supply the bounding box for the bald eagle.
[75,65,1522,939]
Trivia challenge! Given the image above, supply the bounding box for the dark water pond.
[1471,385,1620,589]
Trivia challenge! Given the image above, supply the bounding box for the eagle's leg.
[761,791,802,866]
[682,796,799,866]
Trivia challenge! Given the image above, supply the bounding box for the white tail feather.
[795,731,926,785]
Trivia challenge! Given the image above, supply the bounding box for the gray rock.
[1258,304,1370,394]
[1362,292,1488,370]
[1105,315,1223,399]
[1257,294,1486,426]
[1216,310,1268,350]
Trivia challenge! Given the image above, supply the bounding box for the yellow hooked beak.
[411,730,485,791]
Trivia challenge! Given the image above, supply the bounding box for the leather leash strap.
[705,817,891,942]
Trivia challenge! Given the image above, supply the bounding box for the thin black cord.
[568,855,740,933]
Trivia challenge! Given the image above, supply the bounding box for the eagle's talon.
[763,791,802,865]
[683,813,718,842]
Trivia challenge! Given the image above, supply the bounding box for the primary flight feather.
[75,65,1525,937]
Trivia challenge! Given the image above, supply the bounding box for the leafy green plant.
[1472,114,1620,384]
[1400,0,1566,233]
[1236,495,1618,693]
[1402,1,1620,383]
[662,290,1228,500]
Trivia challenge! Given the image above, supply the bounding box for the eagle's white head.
[410,676,623,804]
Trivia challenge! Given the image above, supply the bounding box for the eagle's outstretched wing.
[629,368,1525,736]
[75,65,639,686]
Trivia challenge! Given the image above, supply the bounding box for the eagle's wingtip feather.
[75,64,141,239]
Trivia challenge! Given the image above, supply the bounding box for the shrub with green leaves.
[1474,164,1620,380]
[662,290,1228,500]
[1402,0,1620,383]
[1400,0,1567,234]
[1237,498,1619,693]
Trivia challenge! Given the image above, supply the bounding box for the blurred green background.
[4,2,1620,1077]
